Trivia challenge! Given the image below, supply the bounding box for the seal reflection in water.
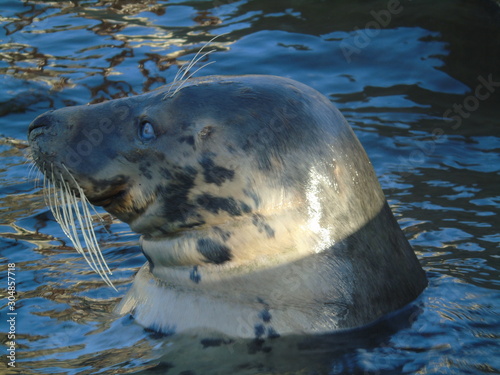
[28,75,427,338]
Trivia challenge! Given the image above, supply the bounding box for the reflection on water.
[1,0,499,374]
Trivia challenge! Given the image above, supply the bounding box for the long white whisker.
[171,60,216,97]
[173,36,219,84]
[28,161,42,188]
[176,48,215,84]
[90,204,108,231]
[74,187,115,289]
[78,185,115,289]
[61,165,116,289]
[168,51,215,99]
[61,180,98,273]
[59,181,96,273]
[47,169,67,230]
[165,34,225,98]
[41,165,116,290]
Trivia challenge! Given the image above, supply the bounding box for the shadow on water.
[1,0,499,374]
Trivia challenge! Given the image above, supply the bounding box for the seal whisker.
[57,179,91,267]
[78,186,115,279]
[165,49,215,98]
[175,48,215,84]
[173,34,223,84]
[90,204,110,234]
[26,152,40,183]
[63,180,115,287]
[61,182,98,266]
[70,183,116,289]
[170,60,216,97]
[42,165,116,290]
[28,160,43,188]
[45,168,67,234]
[25,156,36,176]
[61,165,116,289]
[165,34,225,98]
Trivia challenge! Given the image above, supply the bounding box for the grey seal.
[28,74,427,338]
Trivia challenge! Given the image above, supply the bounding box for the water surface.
[1,1,499,374]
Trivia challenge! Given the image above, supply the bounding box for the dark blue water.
[1,1,499,374]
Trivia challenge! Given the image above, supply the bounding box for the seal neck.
[140,209,334,285]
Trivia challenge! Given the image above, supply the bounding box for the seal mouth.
[88,190,127,208]
[86,186,154,224]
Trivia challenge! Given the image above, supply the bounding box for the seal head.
[28,75,427,338]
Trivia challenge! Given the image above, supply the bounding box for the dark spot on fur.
[259,309,272,323]
[184,165,197,175]
[125,150,166,164]
[157,167,197,222]
[254,324,265,338]
[139,161,153,179]
[252,214,275,238]
[241,202,252,213]
[213,227,231,242]
[178,135,195,145]
[244,188,261,207]
[199,154,234,186]
[196,194,242,216]
[200,338,234,348]
[144,326,175,339]
[196,238,232,264]
[160,167,173,180]
[190,266,201,283]
[179,371,196,375]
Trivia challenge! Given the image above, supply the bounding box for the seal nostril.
[28,111,54,134]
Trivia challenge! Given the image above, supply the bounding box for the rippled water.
[1,1,499,374]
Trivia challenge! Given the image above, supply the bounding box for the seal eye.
[139,121,156,141]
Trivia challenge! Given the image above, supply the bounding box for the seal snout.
[28,111,55,134]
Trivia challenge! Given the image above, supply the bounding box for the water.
[1,0,499,374]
